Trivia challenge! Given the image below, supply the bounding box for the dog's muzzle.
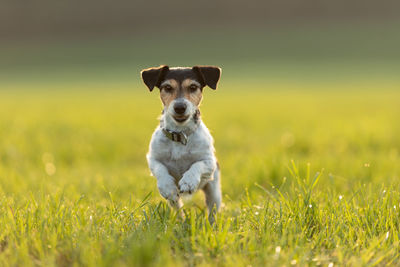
[173,102,187,115]
[172,101,190,123]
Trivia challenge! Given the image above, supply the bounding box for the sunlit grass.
[0,83,399,266]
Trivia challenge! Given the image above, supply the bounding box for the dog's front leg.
[179,159,216,194]
[148,159,182,209]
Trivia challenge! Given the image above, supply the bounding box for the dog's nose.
[174,102,187,114]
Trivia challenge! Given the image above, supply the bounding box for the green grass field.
[1,79,399,266]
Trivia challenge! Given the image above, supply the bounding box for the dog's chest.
[168,142,191,160]
[152,129,211,179]
[160,140,202,179]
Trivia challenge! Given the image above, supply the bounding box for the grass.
[0,81,400,266]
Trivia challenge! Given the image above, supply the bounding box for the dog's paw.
[179,172,200,194]
[157,180,179,201]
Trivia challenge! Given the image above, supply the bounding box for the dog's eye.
[163,85,173,93]
[189,84,198,92]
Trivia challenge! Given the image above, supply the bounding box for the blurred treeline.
[2,0,400,40]
[1,0,399,87]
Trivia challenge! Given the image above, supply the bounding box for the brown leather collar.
[162,128,188,145]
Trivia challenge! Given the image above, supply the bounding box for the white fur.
[147,104,221,219]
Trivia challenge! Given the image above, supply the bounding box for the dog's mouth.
[173,115,189,123]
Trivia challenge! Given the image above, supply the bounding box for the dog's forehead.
[163,68,199,83]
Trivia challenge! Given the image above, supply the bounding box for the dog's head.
[141,65,221,124]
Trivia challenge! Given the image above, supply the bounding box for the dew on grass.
[45,162,56,176]
[274,246,281,260]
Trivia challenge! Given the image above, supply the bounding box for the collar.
[160,109,201,145]
[162,128,188,145]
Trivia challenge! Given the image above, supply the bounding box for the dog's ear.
[141,65,169,91]
[192,66,221,90]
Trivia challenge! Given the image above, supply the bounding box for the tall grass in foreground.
[1,161,399,266]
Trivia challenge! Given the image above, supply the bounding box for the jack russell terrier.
[141,65,222,221]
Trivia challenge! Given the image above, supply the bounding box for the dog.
[141,65,222,221]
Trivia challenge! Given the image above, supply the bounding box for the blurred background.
[1,0,400,89]
[1,2,400,265]
[1,0,400,200]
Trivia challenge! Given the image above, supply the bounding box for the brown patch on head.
[141,66,221,109]
[159,78,203,107]
[181,79,203,106]
[159,79,179,106]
